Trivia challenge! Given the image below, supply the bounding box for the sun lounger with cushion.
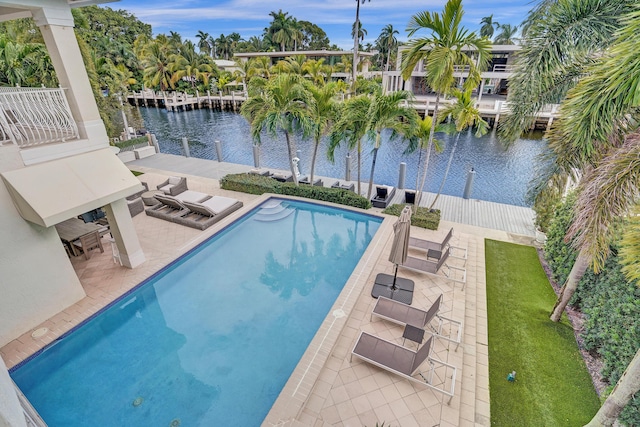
[145,194,189,220]
[400,248,467,289]
[174,196,243,230]
[409,228,467,262]
[350,331,457,402]
[331,181,355,192]
[372,295,462,349]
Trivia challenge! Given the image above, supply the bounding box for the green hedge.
[219,173,372,209]
[114,136,148,150]
[544,195,640,426]
[383,203,440,230]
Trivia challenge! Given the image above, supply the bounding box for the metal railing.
[0,87,79,147]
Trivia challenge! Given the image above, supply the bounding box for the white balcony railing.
[0,87,80,148]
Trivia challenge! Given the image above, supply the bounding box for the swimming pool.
[10,199,382,426]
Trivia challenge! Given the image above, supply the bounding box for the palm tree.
[377,24,399,90]
[329,95,371,195]
[401,0,491,205]
[498,0,636,143]
[430,89,488,208]
[363,90,419,198]
[302,58,332,86]
[410,115,446,193]
[307,83,338,185]
[494,24,518,45]
[140,37,173,90]
[352,0,371,87]
[351,21,368,44]
[169,43,213,90]
[249,56,272,79]
[267,10,296,52]
[195,30,211,56]
[479,15,499,39]
[523,8,640,425]
[240,73,315,185]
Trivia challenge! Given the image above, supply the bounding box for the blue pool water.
[11,199,382,426]
[138,108,547,206]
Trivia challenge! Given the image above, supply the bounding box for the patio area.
[0,169,533,426]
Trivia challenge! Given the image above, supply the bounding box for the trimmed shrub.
[114,136,148,150]
[219,173,372,209]
[383,203,440,230]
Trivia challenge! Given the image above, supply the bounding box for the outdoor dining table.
[55,218,101,256]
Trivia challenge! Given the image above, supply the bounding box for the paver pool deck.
[1,168,538,426]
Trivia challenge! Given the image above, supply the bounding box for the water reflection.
[138,108,545,206]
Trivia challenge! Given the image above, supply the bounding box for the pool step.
[254,201,295,222]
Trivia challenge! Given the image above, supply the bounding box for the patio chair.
[299,176,323,186]
[350,331,457,402]
[72,230,104,260]
[400,248,467,289]
[271,172,293,182]
[157,176,187,196]
[125,182,149,201]
[331,181,355,192]
[371,295,462,350]
[127,197,144,217]
[409,228,467,262]
[175,196,243,230]
[371,185,396,208]
[248,169,272,177]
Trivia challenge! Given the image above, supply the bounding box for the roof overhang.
[1,148,142,228]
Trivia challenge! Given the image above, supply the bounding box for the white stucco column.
[477,79,485,103]
[0,359,27,427]
[103,199,146,269]
[31,5,108,145]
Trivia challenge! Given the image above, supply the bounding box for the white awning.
[1,148,142,227]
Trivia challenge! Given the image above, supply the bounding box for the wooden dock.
[127,90,558,129]
[127,153,536,237]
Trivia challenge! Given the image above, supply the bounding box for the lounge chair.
[157,176,188,196]
[400,248,467,289]
[372,295,462,350]
[409,228,467,262]
[175,196,243,230]
[271,172,293,182]
[145,194,189,220]
[248,169,271,177]
[299,176,323,186]
[350,331,457,402]
[331,181,355,192]
[173,190,210,204]
[371,185,396,208]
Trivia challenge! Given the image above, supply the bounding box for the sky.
[112,0,535,50]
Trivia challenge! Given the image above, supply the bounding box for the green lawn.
[485,239,600,426]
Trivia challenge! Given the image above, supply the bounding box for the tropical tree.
[302,58,332,86]
[169,42,214,90]
[362,90,419,198]
[377,24,399,90]
[266,10,296,52]
[248,56,272,79]
[351,21,368,44]
[195,30,211,56]
[498,0,636,143]
[479,14,499,38]
[329,95,371,194]
[523,7,640,425]
[409,115,446,193]
[401,0,491,205]
[307,83,338,185]
[140,37,173,90]
[240,73,315,185]
[352,0,371,86]
[430,89,488,208]
[494,24,519,45]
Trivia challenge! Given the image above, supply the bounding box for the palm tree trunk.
[585,348,640,426]
[357,139,362,195]
[367,132,382,198]
[429,131,461,209]
[284,130,299,185]
[383,46,390,93]
[352,0,361,89]
[550,249,590,322]
[416,92,441,206]
[310,137,320,184]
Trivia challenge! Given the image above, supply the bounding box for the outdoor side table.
[141,190,163,206]
[402,324,425,347]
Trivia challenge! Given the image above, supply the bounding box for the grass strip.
[485,239,600,426]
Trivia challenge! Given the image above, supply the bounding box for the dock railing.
[0,87,79,147]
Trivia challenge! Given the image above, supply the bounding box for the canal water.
[138,108,546,207]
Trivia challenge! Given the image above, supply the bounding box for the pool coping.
[259,196,394,425]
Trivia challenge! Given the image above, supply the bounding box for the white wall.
[0,359,26,427]
[0,145,86,347]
